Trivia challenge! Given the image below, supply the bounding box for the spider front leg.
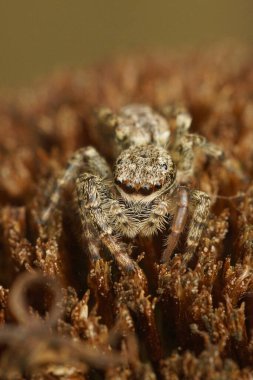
[41,146,111,224]
[76,173,137,272]
[183,189,211,264]
[161,186,189,263]
[160,188,210,265]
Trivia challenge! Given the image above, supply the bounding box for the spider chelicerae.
[41,104,223,271]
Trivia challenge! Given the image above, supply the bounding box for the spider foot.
[181,248,197,267]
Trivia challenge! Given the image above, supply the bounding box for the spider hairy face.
[114,145,176,202]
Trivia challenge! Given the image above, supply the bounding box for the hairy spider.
[41,104,223,271]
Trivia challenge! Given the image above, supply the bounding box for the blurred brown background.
[0,0,252,87]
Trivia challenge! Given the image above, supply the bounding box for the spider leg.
[183,189,211,264]
[189,133,224,161]
[171,135,195,182]
[161,186,188,263]
[82,219,102,262]
[95,107,118,129]
[172,133,224,183]
[41,146,111,224]
[76,173,136,272]
[160,104,192,136]
[94,107,119,158]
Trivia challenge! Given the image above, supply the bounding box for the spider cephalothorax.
[115,104,170,148]
[42,104,223,271]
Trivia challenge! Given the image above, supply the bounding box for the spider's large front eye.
[154,183,162,190]
[124,183,135,194]
[115,178,122,185]
[139,185,153,195]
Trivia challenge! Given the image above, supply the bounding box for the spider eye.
[115,178,122,185]
[154,183,162,190]
[161,163,167,170]
[140,185,152,195]
[124,183,135,194]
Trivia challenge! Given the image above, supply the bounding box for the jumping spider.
[42,104,223,271]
